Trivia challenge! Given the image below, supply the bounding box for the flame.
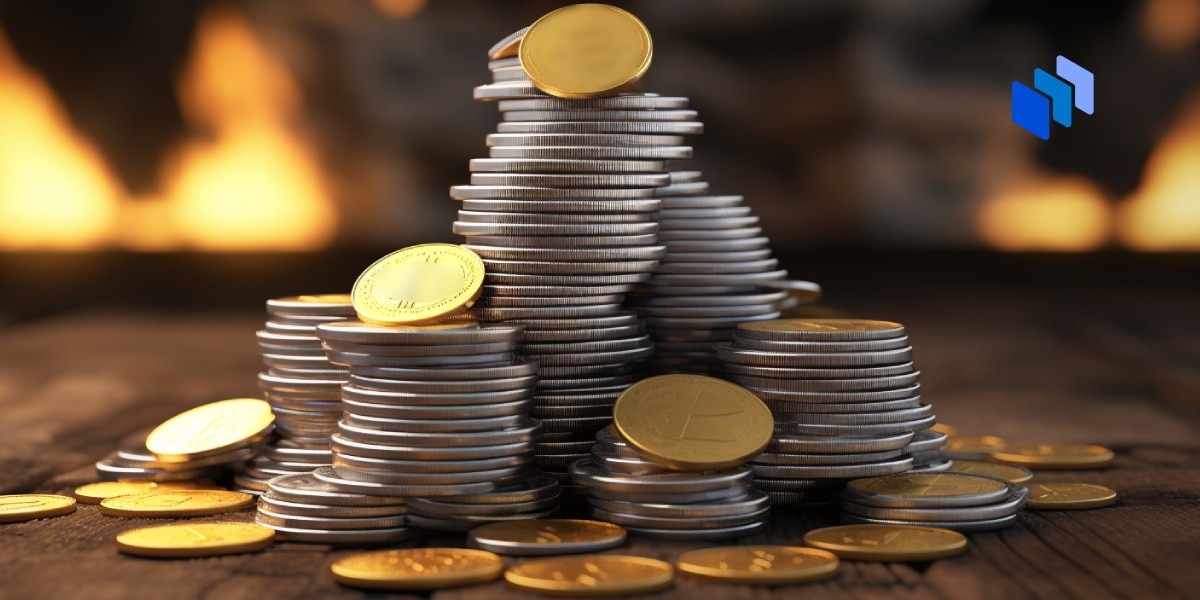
[979,176,1111,251]
[0,27,121,250]
[1117,93,1200,250]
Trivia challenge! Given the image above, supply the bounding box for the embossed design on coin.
[520,4,652,99]
[99,490,255,518]
[146,398,274,462]
[504,554,674,596]
[331,548,503,590]
[0,494,77,523]
[116,522,274,557]
[804,524,968,561]
[352,244,485,324]
[676,545,839,585]
[468,519,626,555]
[1025,482,1116,510]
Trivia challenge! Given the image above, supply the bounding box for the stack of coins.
[255,472,412,545]
[244,295,355,492]
[840,472,1028,532]
[717,319,943,506]
[95,433,226,484]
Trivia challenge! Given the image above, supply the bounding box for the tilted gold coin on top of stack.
[571,374,774,540]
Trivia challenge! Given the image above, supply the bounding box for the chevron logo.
[1011,55,1094,140]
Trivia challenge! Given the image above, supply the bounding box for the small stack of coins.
[840,472,1028,532]
[95,432,227,484]
[255,472,412,545]
[717,318,941,506]
[244,295,355,492]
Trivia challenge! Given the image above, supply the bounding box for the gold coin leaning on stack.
[351,244,485,326]
[519,4,652,99]
[571,374,774,541]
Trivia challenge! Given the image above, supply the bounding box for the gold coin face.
[505,554,674,596]
[1025,482,1117,510]
[74,480,221,504]
[470,519,625,546]
[741,318,903,334]
[849,473,1009,498]
[676,546,839,585]
[0,494,77,523]
[989,443,1114,469]
[949,461,1033,483]
[804,524,967,562]
[520,4,652,99]
[929,423,958,437]
[352,244,485,325]
[332,548,503,590]
[945,435,1008,455]
[116,522,274,558]
[613,375,773,470]
[99,490,254,518]
[146,398,274,462]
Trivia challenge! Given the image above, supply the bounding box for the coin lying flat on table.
[74,480,221,504]
[989,443,1114,469]
[116,522,274,558]
[676,546,839,585]
[943,435,1007,460]
[0,494,77,523]
[505,554,674,596]
[146,398,274,463]
[519,4,652,99]
[737,319,905,341]
[803,524,968,561]
[468,518,626,555]
[99,490,255,518]
[948,461,1033,484]
[331,548,503,590]
[351,244,485,325]
[843,473,1013,508]
[1025,482,1117,510]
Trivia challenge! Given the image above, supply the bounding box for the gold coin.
[929,423,958,437]
[0,494,77,523]
[1025,482,1117,510]
[989,443,1114,469]
[848,472,1009,499]
[613,374,773,470]
[804,524,968,562]
[949,461,1033,483]
[739,318,904,339]
[99,490,254,518]
[505,554,674,596]
[146,398,274,463]
[468,519,626,555]
[676,546,839,585]
[945,435,1008,455]
[519,4,652,99]
[116,522,274,558]
[332,548,503,590]
[351,244,485,325]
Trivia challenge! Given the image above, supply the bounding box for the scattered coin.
[676,545,839,585]
[351,244,485,325]
[332,548,504,590]
[504,554,674,596]
[1025,482,1117,510]
[989,443,1114,469]
[0,494,77,523]
[803,524,968,561]
[146,398,274,463]
[116,522,275,558]
[74,480,220,504]
[99,490,255,518]
[468,519,626,555]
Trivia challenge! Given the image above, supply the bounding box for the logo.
[1011,55,1094,140]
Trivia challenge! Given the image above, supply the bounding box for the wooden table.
[2,260,1198,600]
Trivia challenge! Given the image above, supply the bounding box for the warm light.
[1142,0,1200,54]
[979,177,1111,251]
[1117,93,1200,250]
[0,27,121,250]
[371,0,429,19]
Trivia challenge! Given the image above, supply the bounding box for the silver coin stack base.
[839,472,1028,532]
[254,472,412,545]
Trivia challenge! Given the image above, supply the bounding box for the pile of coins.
[255,472,411,545]
[716,318,948,506]
[246,295,356,491]
[840,472,1028,532]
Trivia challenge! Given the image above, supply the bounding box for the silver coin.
[738,319,906,342]
[906,429,950,454]
[773,416,936,436]
[502,109,698,123]
[587,484,749,505]
[487,56,522,69]
[491,66,527,82]
[592,506,768,530]
[496,120,704,135]
[232,474,270,494]
[474,81,544,101]
[463,200,662,217]
[465,245,665,262]
[571,459,752,494]
[258,373,344,394]
[523,335,651,355]
[326,350,514,368]
[734,336,912,353]
[457,210,654,224]
[842,472,1018,509]
[773,404,935,426]
[407,509,560,531]
[656,228,764,243]
[333,451,527,475]
[718,344,913,368]
[659,216,761,231]
[534,346,653,367]
[256,506,407,531]
[761,491,840,506]
[331,433,533,461]
[765,396,923,415]
[665,171,701,183]
[314,466,501,497]
[622,520,767,541]
[659,205,752,218]
[633,304,779,319]
[591,446,668,476]
[590,490,768,520]
[255,521,417,545]
[523,325,644,343]
[336,419,541,447]
[469,173,670,189]
[477,305,626,320]
[469,157,666,174]
[490,145,691,160]
[663,237,771,253]
[342,410,527,433]
[470,234,660,248]
[259,495,406,519]
[753,447,907,466]
[653,260,777,276]
[498,96,689,111]
[467,518,625,556]
[94,455,222,482]
[347,380,534,399]
[659,194,742,208]
[486,132,686,147]
[456,221,659,236]
[534,392,623,407]
[265,472,406,507]
[487,26,527,59]
[909,457,955,473]
[266,296,355,318]
[501,313,640,329]
[433,475,561,505]
[322,340,517,358]
[256,329,322,347]
[750,457,913,479]
[748,383,922,403]
[539,416,613,435]
[721,362,915,379]
[261,353,339,369]
[839,512,1019,533]
[749,478,846,492]
[265,365,349,379]
[643,312,780,329]
[408,494,560,518]
[315,321,521,345]
[451,184,657,200]
[350,359,538,381]
[486,272,650,286]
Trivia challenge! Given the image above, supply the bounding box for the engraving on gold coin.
[146,398,274,462]
[520,4,652,99]
[850,473,1008,498]
[351,244,485,325]
[99,490,254,518]
[116,522,275,557]
[804,524,968,562]
[613,374,773,470]
[949,461,1033,484]
[0,494,77,523]
[676,546,839,585]
[74,481,221,504]
[989,443,1114,469]
[468,519,626,555]
[1025,482,1117,510]
[331,548,503,590]
[504,554,674,596]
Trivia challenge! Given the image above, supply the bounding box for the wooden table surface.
[2,274,1198,600]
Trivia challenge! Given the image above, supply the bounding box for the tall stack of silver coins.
[839,472,1028,532]
[305,320,559,531]
[717,318,947,506]
[242,295,354,493]
[452,55,686,488]
[571,428,769,540]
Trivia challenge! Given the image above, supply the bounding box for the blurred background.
[0,0,1197,319]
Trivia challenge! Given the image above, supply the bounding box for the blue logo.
[1011,55,1094,140]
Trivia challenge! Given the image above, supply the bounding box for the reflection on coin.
[74,480,220,504]
[737,319,905,341]
[989,443,1114,469]
[116,522,274,558]
[468,519,626,556]
[0,494,77,523]
[505,554,674,596]
[1025,482,1116,510]
[99,490,255,518]
[676,546,839,585]
[146,398,274,462]
[351,244,485,325]
[803,524,967,561]
[948,461,1033,484]
[520,4,652,99]
[614,375,773,470]
[331,548,503,590]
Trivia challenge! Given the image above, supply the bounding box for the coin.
[803,524,968,561]
[844,473,1012,509]
[266,294,355,317]
[989,443,1114,469]
[331,548,503,590]
[948,460,1033,483]
[74,481,220,504]
[505,554,673,596]
[116,522,274,558]
[99,490,255,518]
[520,4,651,99]
[0,494,77,523]
[1025,482,1117,510]
[351,244,485,325]
[930,423,958,437]
[840,513,1018,533]
[676,546,839,585]
[146,398,274,462]
[467,519,626,556]
[944,435,1008,459]
[843,487,1028,522]
[489,26,527,59]
[613,375,773,470]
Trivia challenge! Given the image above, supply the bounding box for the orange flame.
[979,176,1111,251]
[1117,93,1200,250]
